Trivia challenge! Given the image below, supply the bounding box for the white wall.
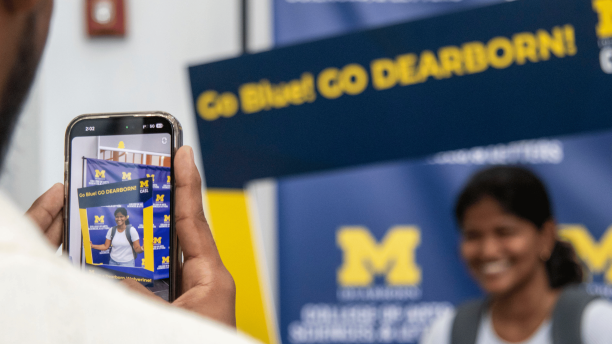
[0,0,273,209]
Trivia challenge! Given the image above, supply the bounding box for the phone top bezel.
[64,111,183,302]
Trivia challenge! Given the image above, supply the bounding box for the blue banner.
[274,0,507,47]
[190,0,612,188]
[278,130,612,344]
[85,158,171,280]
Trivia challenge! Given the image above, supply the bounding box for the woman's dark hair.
[454,166,583,288]
[114,207,131,225]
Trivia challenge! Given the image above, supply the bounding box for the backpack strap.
[110,226,117,243]
[123,225,138,260]
[551,285,599,344]
[451,298,487,344]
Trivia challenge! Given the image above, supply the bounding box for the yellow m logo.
[164,215,170,222]
[153,237,162,244]
[167,176,171,183]
[559,225,612,283]
[140,180,149,188]
[95,170,105,178]
[162,256,170,264]
[337,226,421,286]
[94,215,104,223]
[147,174,155,182]
[594,0,612,38]
[122,172,131,180]
[156,194,165,202]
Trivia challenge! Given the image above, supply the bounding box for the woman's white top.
[106,226,140,262]
[420,300,612,344]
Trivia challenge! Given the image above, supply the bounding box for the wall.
[0,0,273,210]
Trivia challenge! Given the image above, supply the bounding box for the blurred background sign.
[187,0,612,342]
[190,0,609,189]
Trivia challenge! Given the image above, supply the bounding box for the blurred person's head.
[0,0,53,170]
[454,166,583,296]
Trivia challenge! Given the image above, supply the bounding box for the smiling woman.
[420,166,612,344]
[90,207,145,267]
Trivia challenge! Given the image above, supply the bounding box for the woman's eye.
[462,231,481,241]
[497,227,516,236]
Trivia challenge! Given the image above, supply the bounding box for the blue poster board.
[279,130,612,344]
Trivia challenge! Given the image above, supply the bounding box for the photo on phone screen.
[67,118,175,301]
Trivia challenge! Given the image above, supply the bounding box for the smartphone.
[63,112,182,302]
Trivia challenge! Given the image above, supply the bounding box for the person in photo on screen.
[420,166,612,344]
[91,207,143,267]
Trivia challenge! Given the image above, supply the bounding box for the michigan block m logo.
[156,194,165,202]
[122,172,131,180]
[140,180,149,188]
[147,174,155,182]
[162,256,170,264]
[337,226,421,286]
[94,215,104,224]
[95,170,105,178]
[153,237,162,244]
[594,0,612,38]
[559,225,612,283]
[164,215,170,222]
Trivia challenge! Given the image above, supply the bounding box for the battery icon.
[156,123,163,128]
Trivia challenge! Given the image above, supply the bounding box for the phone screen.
[66,116,176,301]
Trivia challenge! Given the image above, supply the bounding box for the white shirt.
[106,226,140,262]
[420,299,612,344]
[0,192,259,343]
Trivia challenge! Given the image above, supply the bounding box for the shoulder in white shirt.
[420,299,612,344]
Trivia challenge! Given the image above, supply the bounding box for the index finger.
[173,146,220,262]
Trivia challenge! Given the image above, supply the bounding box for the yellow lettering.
[339,64,369,95]
[537,27,566,60]
[239,84,263,114]
[337,226,421,286]
[396,53,421,85]
[162,256,170,264]
[565,25,577,56]
[594,0,612,38]
[513,32,539,65]
[164,215,170,222]
[438,46,464,77]
[300,73,317,103]
[95,170,105,178]
[95,215,104,223]
[153,237,162,244]
[487,37,514,69]
[197,90,239,121]
[122,172,131,180]
[417,50,447,81]
[156,194,165,202]
[371,58,398,90]
[317,68,342,99]
[140,180,149,188]
[559,225,612,283]
[146,174,155,182]
[462,41,488,74]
